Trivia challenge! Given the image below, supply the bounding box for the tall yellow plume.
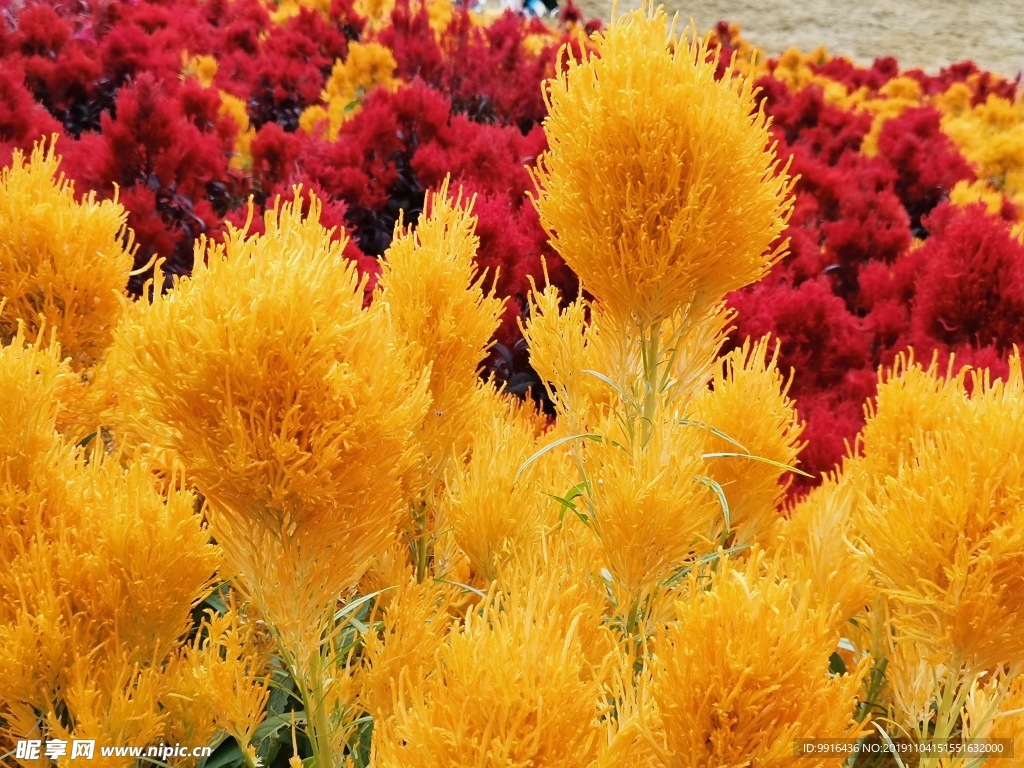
[112,189,430,765]
[692,336,805,547]
[533,5,792,327]
[372,565,616,768]
[114,190,429,613]
[647,555,867,765]
[852,351,1024,674]
[0,137,134,371]
[376,180,505,495]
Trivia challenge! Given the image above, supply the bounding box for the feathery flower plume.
[0,137,134,371]
[692,336,805,546]
[533,4,792,327]
[372,563,616,768]
[357,577,459,723]
[442,390,559,581]
[582,409,722,603]
[772,475,874,632]
[375,180,505,581]
[647,555,867,766]
[0,330,239,765]
[852,351,1024,674]
[113,189,430,765]
[376,179,505,492]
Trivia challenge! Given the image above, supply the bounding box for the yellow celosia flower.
[523,31,554,57]
[327,42,398,99]
[357,577,459,722]
[948,178,1007,215]
[520,279,603,434]
[219,91,256,171]
[162,606,271,761]
[852,351,1024,673]
[941,94,1024,208]
[533,5,793,327]
[0,330,241,764]
[854,351,966,482]
[771,46,832,92]
[859,76,925,156]
[310,42,399,138]
[0,138,135,371]
[115,191,428,606]
[372,566,616,768]
[268,0,331,24]
[442,388,558,580]
[772,474,874,632]
[933,82,973,116]
[114,189,431,767]
[647,555,867,766]
[376,181,504,489]
[298,103,331,137]
[423,0,453,35]
[0,327,75,526]
[374,182,506,581]
[691,335,805,547]
[582,409,723,600]
[183,53,218,87]
[354,0,394,29]
[963,671,1024,763]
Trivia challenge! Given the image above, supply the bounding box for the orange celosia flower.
[772,474,875,633]
[372,565,616,768]
[0,137,134,371]
[647,555,867,766]
[852,351,1024,673]
[533,5,792,327]
[691,335,806,547]
[0,330,243,766]
[376,181,505,493]
[114,191,429,609]
[441,388,558,581]
[582,409,723,600]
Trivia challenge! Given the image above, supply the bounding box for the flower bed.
[3,2,1024,767]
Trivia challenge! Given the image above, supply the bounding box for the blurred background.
[572,0,1024,78]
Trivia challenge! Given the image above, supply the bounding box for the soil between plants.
[572,0,1024,79]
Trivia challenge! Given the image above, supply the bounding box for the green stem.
[305,649,336,768]
[640,319,663,448]
[625,597,641,638]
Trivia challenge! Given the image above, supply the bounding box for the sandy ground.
[572,0,1024,79]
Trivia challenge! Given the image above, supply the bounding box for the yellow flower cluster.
[8,4,1024,766]
[0,329,268,767]
[0,139,133,372]
[300,42,399,139]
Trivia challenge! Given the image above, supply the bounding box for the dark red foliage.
[910,203,1024,361]
[875,107,975,229]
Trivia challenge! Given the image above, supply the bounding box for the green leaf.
[433,579,488,600]
[662,545,749,587]
[696,475,731,532]
[678,418,749,453]
[333,587,397,624]
[548,480,591,523]
[582,369,623,397]
[253,711,305,741]
[515,433,604,483]
[197,742,244,768]
[828,651,847,676]
[701,451,814,478]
